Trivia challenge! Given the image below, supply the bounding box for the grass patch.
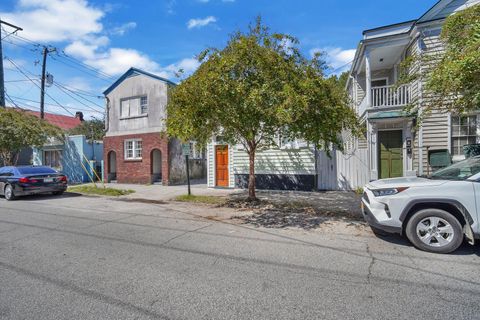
[174,194,227,205]
[68,184,135,197]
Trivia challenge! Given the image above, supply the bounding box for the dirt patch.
[226,196,363,230]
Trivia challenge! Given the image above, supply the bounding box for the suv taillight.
[59,175,67,182]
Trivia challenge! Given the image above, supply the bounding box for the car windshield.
[431,157,480,180]
[17,166,57,175]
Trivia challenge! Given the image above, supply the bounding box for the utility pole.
[39,46,55,119]
[0,19,23,108]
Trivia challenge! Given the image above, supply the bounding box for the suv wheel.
[4,185,16,201]
[405,208,463,254]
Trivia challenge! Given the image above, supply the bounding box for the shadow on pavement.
[1,192,83,202]
[372,231,480,256]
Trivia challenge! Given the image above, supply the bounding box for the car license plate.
[44,178,54,183]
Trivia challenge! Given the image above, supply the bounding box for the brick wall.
[103,132,170,184]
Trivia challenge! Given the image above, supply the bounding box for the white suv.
[362,156,480,253]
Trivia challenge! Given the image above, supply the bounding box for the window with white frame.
[451,115,479,157]
[44,150,62,170]
[140,96,148,114]
[124,139,143,160]
[120,96,148,118]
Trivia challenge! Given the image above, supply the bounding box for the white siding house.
[207,137,317,191]
[340,0,480,189]
[206,0,480,191]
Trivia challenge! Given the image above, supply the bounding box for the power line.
[53,80,103,98]
[1,20,23,107]
[9,95,103,115]
[49,54,112,82]
[54,82,104,108]
[4,91,20,108]
[4,79,31,83]
[52,83,104,113]
[5,57,74,116]
[8,33,115,81]
[60,52,115,80]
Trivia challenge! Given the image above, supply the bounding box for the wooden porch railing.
[372,84,411,108]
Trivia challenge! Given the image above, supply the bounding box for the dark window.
[0,168,14,177]
[17,166,57,175]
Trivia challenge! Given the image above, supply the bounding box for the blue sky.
[1,0,435,118]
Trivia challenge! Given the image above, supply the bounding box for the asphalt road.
[0,193,479,320]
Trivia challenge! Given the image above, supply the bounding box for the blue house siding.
[33,135,103,184]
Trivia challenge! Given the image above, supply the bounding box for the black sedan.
[0,166,68,201]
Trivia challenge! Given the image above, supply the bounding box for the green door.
[378,130,403,179]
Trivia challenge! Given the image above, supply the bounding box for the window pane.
[135,140,142,158]
[130,98,140,117]
[121,100,130,118]
[141,96,148,114]
[125,141,133,159]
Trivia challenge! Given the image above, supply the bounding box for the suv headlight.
[371,187,409,197]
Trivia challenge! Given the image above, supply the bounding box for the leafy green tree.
[426,4,480,113]
[399,4,480,116]
[167,19,358,200]
[68,117,105,141]
[0,108,62,165]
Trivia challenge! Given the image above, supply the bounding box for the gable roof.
[103,67,177,96]
[25,110,82,130]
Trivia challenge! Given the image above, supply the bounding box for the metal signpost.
[182,143,191,195]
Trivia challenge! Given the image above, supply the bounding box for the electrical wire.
[53,82,104,109]
[9,95,103,115]
[52,83,104,113]
[8,33,115,82]
[5,57,75,116]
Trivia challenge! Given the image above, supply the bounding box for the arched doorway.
[108,151,117,182]
[151,149,162,183]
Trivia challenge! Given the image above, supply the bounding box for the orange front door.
[215,145,229,187]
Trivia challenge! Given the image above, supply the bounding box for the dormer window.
[120,95,148,119]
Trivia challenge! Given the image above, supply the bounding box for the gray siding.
[417,29,450,173]
[106,73,169,137]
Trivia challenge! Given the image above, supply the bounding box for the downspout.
[104,96,110,133]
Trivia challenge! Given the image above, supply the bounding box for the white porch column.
[365,50,372,108]
[369,122,378,180]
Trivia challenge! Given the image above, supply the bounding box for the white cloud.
[111,22,137,36]
[187,16,217,29]
[0,0,104,42]
[310,47,356,74]
[64,37,107,60]
[84,48,161,76]
[3,0,199,82]
[162,58,201,78]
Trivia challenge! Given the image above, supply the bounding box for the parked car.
[0,166,68,201]
[362,156,480,254]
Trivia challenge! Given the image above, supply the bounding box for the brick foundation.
[103,132,170,185]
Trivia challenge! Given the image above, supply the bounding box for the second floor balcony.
[372,84,411,108]
[358,83,412,117]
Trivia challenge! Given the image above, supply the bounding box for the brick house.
[103,67,205,185]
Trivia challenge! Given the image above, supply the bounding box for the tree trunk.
[247,148,256,201]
